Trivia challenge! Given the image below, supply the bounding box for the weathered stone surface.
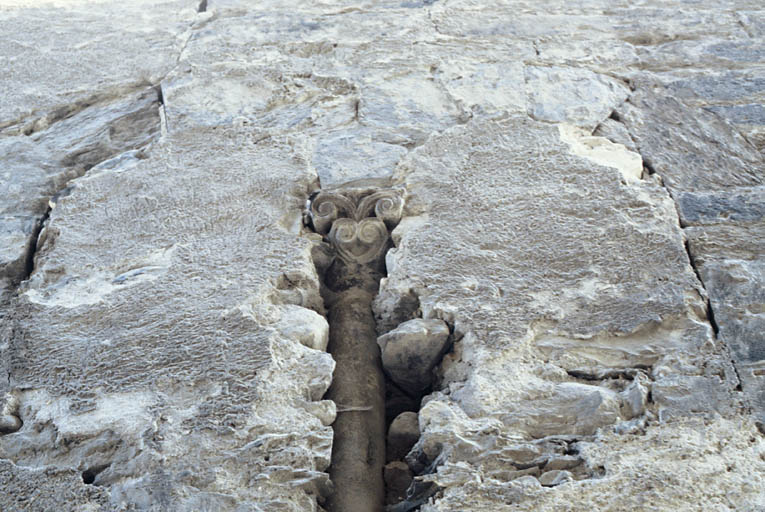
[614,81,765,424]
[525,66,630,130]
[379,116,761,509]
[615,82,762,194]
[0,0,194,131]
[387,411,420,462]
[0,87,162,293]
[1,129,334,510]
[0,460,109,511]
[686,222,765,418]
[378,319,450,393]
[1,0,764,510]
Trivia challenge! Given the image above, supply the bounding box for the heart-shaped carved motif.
[329,217,389,265]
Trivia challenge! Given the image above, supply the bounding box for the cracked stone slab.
[615,81,765,423]
[615,81,763,195]
[1,0,764,510]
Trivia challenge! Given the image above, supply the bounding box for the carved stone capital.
[308,186,404,267]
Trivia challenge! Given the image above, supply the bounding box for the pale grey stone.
[615,82,763,194]
[538,470,573,487]
[2,0,764,511]
[525,66,630,130]
[543,456,583,472]
[312,128,408,186]
[0,129,334,510]
[381,115,756,510]
[0,0,194,129]
[615,81,764,423]
[0,87,162,294]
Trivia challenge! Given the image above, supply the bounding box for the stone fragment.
[387,411,420,462]
[384,461,414,505]
[543,455,583,472]
[620,375,649,419]
[0,414,22,435]
[539,470,573,487]
[525,66,630,130]
[275,306,329,352]
[378,319,451,392]
[500,382,624,438]
[489,466,541,481]
[498,443,544,465]
[298,400,337,427]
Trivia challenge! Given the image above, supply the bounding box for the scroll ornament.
[308,189,404,265]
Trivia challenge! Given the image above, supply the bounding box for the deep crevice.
[605,104,747,397]
[7,86,163,289]
[22,206,51,282]
[81,464,108,485]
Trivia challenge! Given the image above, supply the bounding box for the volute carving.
[308,187,404,266]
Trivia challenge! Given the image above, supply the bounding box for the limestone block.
[0,129,333,510]
[0,87,162,293]
[525,66,630,130]
[615,82,762,195]
[378,319,451,392]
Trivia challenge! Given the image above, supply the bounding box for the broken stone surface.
[1,0,764,510]
[0,0,195,129]
[615,82,765,423]
[378,318,451,393]
[0,87,162,294]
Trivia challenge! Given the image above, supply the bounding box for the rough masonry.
[0,0,763,511]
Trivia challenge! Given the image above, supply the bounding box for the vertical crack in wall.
[9,86,163,288]
[1,86,164,439]
[640,157,745,394]
[599,99,747,398]
[306,181,405,512]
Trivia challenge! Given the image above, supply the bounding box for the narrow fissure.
[22,206,51,282]
[641,162,746,394]
[8,86,163,288]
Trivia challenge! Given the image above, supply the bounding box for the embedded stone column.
[307,185,404,512]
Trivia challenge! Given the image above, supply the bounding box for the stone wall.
[1,1,763,511]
